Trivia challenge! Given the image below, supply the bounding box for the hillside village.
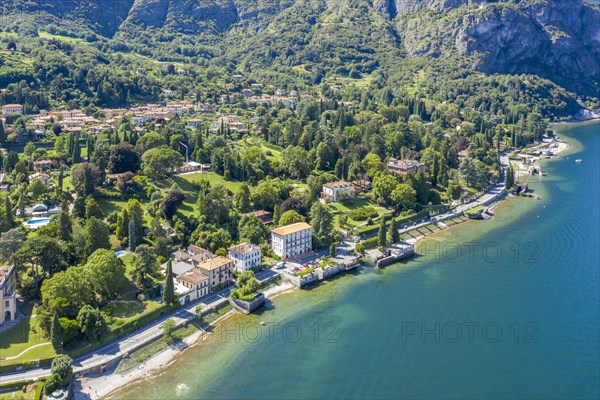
[0,54,574,400]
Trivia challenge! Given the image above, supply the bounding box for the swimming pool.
[24,218,51,229]
[115,250,131,258]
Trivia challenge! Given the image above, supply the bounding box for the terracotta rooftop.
[272,222,312,236]
[323,181,353,189]
[178,268,209,285]
[228,242,260,255]
[195,256,233,271]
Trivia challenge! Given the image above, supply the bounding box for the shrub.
[44,374,62,395]
[348,206,378,221]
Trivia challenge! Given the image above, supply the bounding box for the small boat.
[575,159,583,163]
[260,321,266,326]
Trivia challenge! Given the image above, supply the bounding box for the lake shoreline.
[81,123,588,400]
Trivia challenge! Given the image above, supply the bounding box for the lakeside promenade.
[0,270,278,385]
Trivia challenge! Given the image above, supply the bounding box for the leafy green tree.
[85,217,111,256]
[197,183,231,225]
[85,249,126,303]
[72,195,86,219]
[28,178,47,200]
[57,210,73,241]
[14,235,67,281]
[234,184,252,212]
[238,214,269,245]
[131,245,158,288]
[279,210,305,226]
[135,131,166,154]
[85,197,104,219]
[40,267,93,319]
[142,146,184,179]
[373,174,399,205]
[310,202,334,246]
[161,318,176,345]
[251,180,280,211]
[446,180,462,201]
[115,208,129,240]
[59,317,80,345]
[459,158,488,190]
[77,305,108,342]
[391,183,416,211]
[163,261,176,306]
[0,228,25,262]
[109,142,141,174]
[50,355,73,386]
[161,188,186,220]
[71,163,102,196]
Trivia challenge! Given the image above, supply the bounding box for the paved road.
[0,269,277,384]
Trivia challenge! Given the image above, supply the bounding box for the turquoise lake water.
[110,121,599,400]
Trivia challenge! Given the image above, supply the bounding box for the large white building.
[2,104,23,116]
[228,243,262,272]
[175,268,210,306]
[0,265,17,325]
[271,222,312,260]
[322,181,355,203]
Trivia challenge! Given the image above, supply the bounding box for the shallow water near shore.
[108,121,599,400]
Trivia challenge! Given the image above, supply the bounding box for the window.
[5,300,9,308]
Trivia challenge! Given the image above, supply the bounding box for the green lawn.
[0,316,57,368]
[179,171,244,193]
[38,31,87,44]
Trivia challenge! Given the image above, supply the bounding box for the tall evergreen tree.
[163,260,176,305]
[128,219,136,251]
[387,221,399,244]
[71,134,81,163]
[57,210,72,241]
[116,209,129,240]
[57,167,64,192]
[0,119,5,144]
[5,196,14,228]
[51,312,63,351]
[273,204,281,227]
[378,217,387,247]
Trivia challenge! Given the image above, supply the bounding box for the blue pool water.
[25,218,51,225]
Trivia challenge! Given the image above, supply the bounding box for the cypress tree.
[273,204,281,227]
[387,222,399,244]
[378,217,387,247]
[51,312,63,351]
[329,242,336,258]
[5,196,14,228]
[71,135,81,164]
[57,167,64,192]
[0,119,5,144]
[116,208,129,240]
[128,219,136,251]
[163,260,176,305]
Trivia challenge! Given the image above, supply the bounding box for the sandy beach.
[75,282,295,400]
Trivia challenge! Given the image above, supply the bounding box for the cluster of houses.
[163,221,315,305]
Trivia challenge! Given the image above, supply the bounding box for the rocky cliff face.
[400,0,600,94]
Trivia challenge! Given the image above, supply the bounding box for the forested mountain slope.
[1,0,598,115]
